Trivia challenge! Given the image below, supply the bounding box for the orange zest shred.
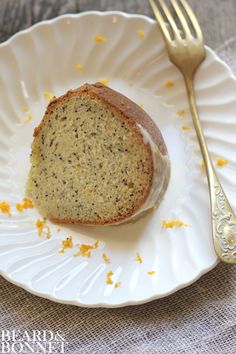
[137,29,145,39]
[177,109,186,118]
[135,252,143,264]
[23,114,32,124]
[106,271,114,285]
[58,236,73,253]
[36,219,51,239]
[181,124,191,132]
[162,220,189,229]
[44,91,54,101]
[23,105,30,113]
[201,160,205,171]
[76,63,84,72]
[99,77,109,86]
[94,35,107,43]
[114,281,121,288]
[102,252,110,264]
[0,201,10,215]
[16,197,33,212]
[165,80,174,88]
[147,271,156,275]
[74,240,99,257]
[216,158,228,167]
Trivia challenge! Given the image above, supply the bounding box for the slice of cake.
[27,83,170,225]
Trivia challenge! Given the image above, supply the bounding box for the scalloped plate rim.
[0,11,234,308]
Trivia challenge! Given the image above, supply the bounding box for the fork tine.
[149,0,172,43]
[179,0,203,40]
[170,0,192,39]
[158,0,182,40]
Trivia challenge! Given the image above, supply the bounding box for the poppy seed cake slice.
[27,83,170,225]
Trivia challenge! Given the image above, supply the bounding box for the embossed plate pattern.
[0,12,235,307]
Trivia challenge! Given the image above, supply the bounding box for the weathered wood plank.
[0,0,79,43]
[0,0,236,49]
[78,0,236,49]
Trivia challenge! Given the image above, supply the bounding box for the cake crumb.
[94,35,107,43]
[147,271,156,275]
[74,240,99,257]
[58,236,73,253]
[177,109,186,118]
[44,91,54,101]
[99,78,109,86]
[137,29,145,39]
[135,252,143,264]
[36,219,51,239]
[102,252,110,264]
[106,271,114,285]
[16,197,33,212]
[216,158,228,167]
[162,220,189,229]
[0,201,10,215]
[139,104,144,109]
[57,228,61,233]
[181,124,191,132]
[114,281,121,288]
[23,114,32,124]
[165,81,174,88]
[76,63,84,72]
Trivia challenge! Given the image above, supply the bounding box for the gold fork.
[149,0,236,264]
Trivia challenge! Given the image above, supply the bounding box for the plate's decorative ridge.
[0,12,235,307]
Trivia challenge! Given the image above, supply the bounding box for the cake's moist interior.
[28,94,153,224]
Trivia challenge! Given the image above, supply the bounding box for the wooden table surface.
[0,0,236,50]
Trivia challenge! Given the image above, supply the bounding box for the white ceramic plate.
[0,11,236,308]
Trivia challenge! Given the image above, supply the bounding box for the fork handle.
[184,76,236,264]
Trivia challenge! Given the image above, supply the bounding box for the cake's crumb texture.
[27,83,169,225]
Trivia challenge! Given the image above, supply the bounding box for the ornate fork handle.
[149,0,236,263]
[185,76,236,264]
[212,183,236,263]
